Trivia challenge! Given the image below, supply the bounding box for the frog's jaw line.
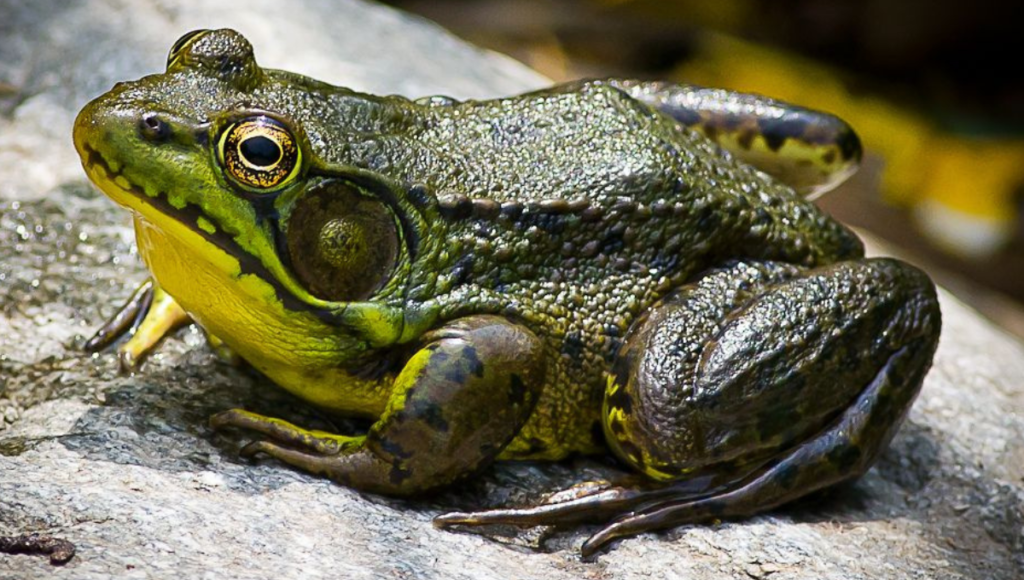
[82,144,213,241]
[80,144,342,325]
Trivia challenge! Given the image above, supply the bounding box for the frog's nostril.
[139,113,171,143]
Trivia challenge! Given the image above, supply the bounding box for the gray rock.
[1,1,1022,578]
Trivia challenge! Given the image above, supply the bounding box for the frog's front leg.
[438,258,940,556]
[84,278,191,370]
[211,315,545,495]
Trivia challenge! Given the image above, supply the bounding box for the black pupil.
[240,135,281,167]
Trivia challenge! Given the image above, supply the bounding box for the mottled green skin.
[409,83,864,458]
[75,29,941,552]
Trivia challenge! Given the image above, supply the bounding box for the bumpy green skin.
[74,29,942,553]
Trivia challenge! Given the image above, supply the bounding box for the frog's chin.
[130,209,391,417]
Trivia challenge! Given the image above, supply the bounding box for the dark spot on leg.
[821,149,837,165]
[610,348,635,390]
[591,420,605,446]
[389,462,412,485]
[663,106,701,127]
[443,363,468,385]
[827,441,863,471]
[607,385,633,415]
[773,462,801,490]
[407,398,450,433]
[758,117,808,152]
[461,346,485,378]
[608,416,626,437]
[838,127,862,161]
[508,373,527,406]
[737,128,755,150]
[380,439,414,460]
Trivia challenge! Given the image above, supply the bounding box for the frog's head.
[73,29,432,361]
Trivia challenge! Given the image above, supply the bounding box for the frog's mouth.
[79,143,340,323]
[81,143,223,247]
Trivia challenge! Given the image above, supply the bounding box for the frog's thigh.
[218,315,545,496]
[604,259,806,481]
[602,257,939,518]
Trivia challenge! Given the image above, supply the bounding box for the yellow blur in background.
[675,32,1024,258]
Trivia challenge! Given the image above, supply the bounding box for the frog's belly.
[132,214,388,417]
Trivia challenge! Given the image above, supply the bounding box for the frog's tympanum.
[74,30,941,556]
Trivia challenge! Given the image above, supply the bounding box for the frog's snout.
[72,96,111,165]
[73,89,205,173]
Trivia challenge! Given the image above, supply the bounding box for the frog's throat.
[79,143,341,324]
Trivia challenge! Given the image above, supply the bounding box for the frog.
[72,29,941,556]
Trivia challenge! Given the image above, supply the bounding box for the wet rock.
[1,1,1022,578]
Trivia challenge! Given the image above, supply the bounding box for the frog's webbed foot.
[84,278,191,371]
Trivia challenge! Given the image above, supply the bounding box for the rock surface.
[1,1,1023,578]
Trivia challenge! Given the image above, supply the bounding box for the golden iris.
[218,116,301,191]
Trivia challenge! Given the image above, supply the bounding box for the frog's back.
[404,80,860,294]
[358,81,861,458]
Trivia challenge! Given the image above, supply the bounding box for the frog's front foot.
[212,316,547,495]
[84,278,191,371]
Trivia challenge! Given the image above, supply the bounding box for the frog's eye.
[166,29,209,68]
[217,116,302,191]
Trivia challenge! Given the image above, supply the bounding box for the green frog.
[73,29,940,556]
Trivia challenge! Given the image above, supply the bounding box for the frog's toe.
[237,439,346,479]
[540,480,615,505]
[435,484,647,529]
[84,278,154,352]
[211,408,359,455]
[116,285,190,370]
[205,333,243,366]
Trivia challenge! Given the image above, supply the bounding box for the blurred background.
[382,0,1024,339]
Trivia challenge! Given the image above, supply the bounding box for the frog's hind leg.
[608,79,861,198]
[436,258,940,557]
